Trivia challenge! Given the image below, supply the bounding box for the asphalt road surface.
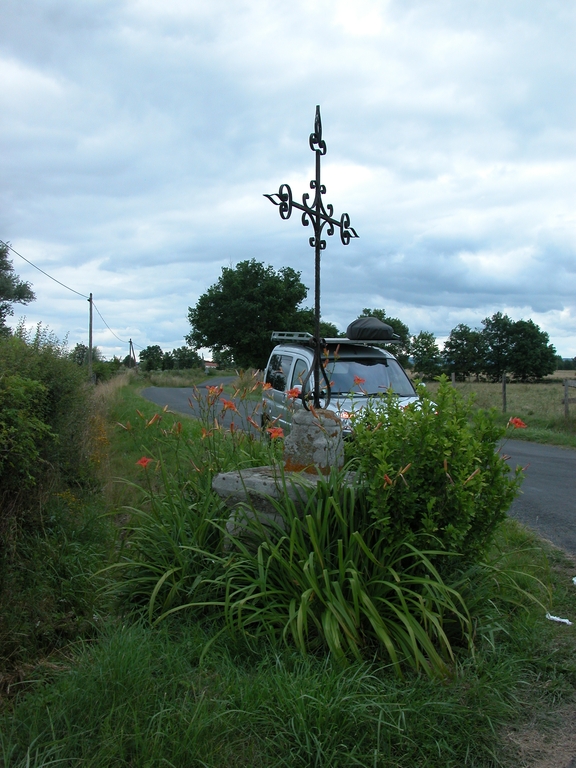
[504,439,576,557]
[140,378,251,431]
[140,385,576,556]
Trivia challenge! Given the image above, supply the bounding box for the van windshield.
[324,358,415,397]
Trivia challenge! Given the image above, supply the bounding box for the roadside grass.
[138,367,237,388]
[3,521,576,767]
[425,378,576,448]
[0,490,112,681]
[3,378,576,766]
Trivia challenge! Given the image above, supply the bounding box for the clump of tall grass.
[203,468,473,676]
[103,381,281,617]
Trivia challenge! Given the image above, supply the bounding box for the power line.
[92,301,128,344]
[1,240,89,299]
[91,301,144,349]
[1,239,146,350]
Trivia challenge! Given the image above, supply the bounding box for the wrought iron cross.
[264,105,358,409]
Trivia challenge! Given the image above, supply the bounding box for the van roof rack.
[271,331,400,345]
[271,331,314,343]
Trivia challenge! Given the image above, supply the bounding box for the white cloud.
[1,0,575,357]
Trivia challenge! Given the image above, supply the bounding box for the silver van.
[261,330,418,434]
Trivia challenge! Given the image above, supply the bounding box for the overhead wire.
[91,301,144,349]
[1,239,145,350]
[1,240,89,299]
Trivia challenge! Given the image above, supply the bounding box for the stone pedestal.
[283,408,344,475]
[213,466,319,541]
[212,408,345,544]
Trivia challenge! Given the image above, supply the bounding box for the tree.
[411,331,442,379]
[480,313,556,381]
[187,260,313,369]
[212,347,236,369]
[139,345,163,371]
[294,308,341,339]
[172,346,203,369]
[123,353,137,368]
[443,324,487,381]
[359,308,411,367]
[0,242,35,335]
[507,319,556,381]
[480,312,514,381]
[69,343,103,366]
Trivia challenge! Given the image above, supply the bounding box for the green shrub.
[349,376,523,566]
[0,325,94,494]
[0,374,54,493]
[0,324,99,600]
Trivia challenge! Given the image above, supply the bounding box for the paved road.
[504,439,576,556]
[140,386,576,556]
[140,378,254,431]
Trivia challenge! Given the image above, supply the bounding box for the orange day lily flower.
[286,387,301,399]
[508,417,527,429]
[201,427,213,439]
[136,456,153,468]
[266,426,284,439]
[220,398,239,413]
[354,375,366,386]
[261,382,272,391]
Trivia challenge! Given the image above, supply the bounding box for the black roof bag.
[346,317,396,341]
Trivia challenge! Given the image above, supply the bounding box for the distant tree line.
[410,312,559,381]
[184,259,565,380]
[137,345,203,372]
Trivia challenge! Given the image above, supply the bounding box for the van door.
[264,353,294,429]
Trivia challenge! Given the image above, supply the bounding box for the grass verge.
[3,378,576,767]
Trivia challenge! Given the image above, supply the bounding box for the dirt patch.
[506,703,576,768]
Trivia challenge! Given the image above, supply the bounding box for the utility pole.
[129,338,137,368]
[88,293,93,382]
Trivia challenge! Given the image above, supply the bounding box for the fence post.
[563,380,576,418]
[502,372,507,413]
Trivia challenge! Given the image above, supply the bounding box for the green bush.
[0,323,98,557]
[349,376,523,566]
[0,374,54,492]
[0,325,94,491]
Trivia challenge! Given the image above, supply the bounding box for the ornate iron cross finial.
[265,105,358,409]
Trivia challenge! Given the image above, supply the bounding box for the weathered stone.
[212,466,320,541]
[283,408,344,475]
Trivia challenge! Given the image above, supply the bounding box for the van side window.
[291,358,309,390]
[266,354,293,392]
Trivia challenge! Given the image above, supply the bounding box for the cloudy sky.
[2,0,575,360]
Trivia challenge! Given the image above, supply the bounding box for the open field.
[425,373,576,448]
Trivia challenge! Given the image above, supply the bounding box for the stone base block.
[212,466,321,542]
[283,408,344,475]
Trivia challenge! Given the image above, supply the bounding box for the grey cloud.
[2,0,576,356]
